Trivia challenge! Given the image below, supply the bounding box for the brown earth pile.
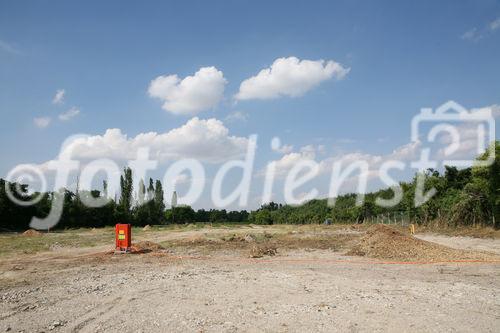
[347,224,498,262]
[21,229,42,237]
[249,244,277,258]
[142,225,151,231]
[130,241,164,253]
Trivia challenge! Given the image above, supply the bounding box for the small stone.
[48,321,64,330]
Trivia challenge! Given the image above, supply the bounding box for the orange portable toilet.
[115,224,131,252]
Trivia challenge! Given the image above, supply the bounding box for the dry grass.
[160,229,359,256]
[2,223,498,263]
[0,225,191,257]
[0,229,115,257]
[415,223,500,239]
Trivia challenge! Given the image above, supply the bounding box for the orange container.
[115,224,131,251]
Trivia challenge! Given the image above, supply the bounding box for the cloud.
[434,104,500,161]
[148,66,227,115]
[490,104,500,118]
[34,117,51,129]
[270,137,293,154]
[235,56,349,100]
[299,145,318,158]
[54,117,249,163]
[0,39,21,55]
[269,144,319,176]
[52,89,65,104]
[273,152,314,176]
[225,111,248,123]
[273,144,294,154]
[462,18,500,41]
[461,28,481,41]
[173,173,190,185]
[490,18,500,31]
[59,107,80,121]
[265,140,422,180]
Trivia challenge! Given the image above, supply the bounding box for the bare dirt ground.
[0,225,499,332]
[416,234,500,255]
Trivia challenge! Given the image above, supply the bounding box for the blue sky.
[1,0,499,209]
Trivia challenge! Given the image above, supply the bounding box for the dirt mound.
[347,224,497,262]
[185,235,208,244]
[130,241,164,253]
[249,244,277,258]
[142,225,151,231]
[221,233,256,242]
[22,229,43,237]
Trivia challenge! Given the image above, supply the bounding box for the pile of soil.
[222,234,256,242]
[249,244,277,258]
[21,229,43,237]
[130,241,164,254]
[347,224,497,262]
[185,235,211,244]
[142,225,151,231]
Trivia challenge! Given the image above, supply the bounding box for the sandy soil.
[416,234,500,255]
[0,228,499,333]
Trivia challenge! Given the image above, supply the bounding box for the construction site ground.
[0,224,499,332]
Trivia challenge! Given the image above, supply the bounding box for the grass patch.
[0,223,251,257]
[0,228,115,257]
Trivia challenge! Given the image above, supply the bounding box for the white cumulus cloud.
[235,56,350,100]
[148,66,227,115]
[270,137,294,154]
[268,144,319,176]
[225,111,248,123]
[55,117,249,163]
[33,117,51,128]
[52,89,65,104]
[273,144,294,154]
[461,28,481,41]
[490,18,500,31]
[59,107,80,121]
[265,141,422,179]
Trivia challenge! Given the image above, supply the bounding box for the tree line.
[0,141,498,231]
[0,167,249,231]
[249,141,499,228]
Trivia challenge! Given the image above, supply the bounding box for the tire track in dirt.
[68,297,122,332]
[68,287,165,332]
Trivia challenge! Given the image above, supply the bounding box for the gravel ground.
[0,231,499,333]
[416,234,500,255]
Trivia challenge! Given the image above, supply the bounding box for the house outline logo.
[411,100,496,167]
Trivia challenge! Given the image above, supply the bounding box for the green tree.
[165,205,195,224]
[138,179,146,205]
[147,178,154,201]
[154,180,165,223]
[251,209,273,225]
[118,167,133,223]
[102,180,108,199]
